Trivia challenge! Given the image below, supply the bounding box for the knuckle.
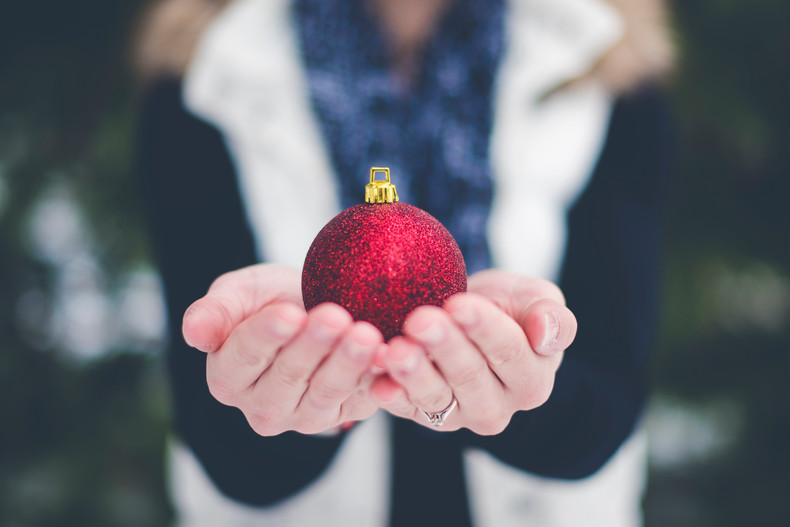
[206,377,235,405]
[233,338,264,368]
[472,414,510,436]
[479,423,506,436]
[337,400,357,420]
[208,270,239,292]
[488,337,525,368]
[307,383,347,411]
[338,399,367,423]
[533,378,555,407]
[246,411,280,437]
[273,359,309,388]
[453,363,486,393]
[516,377,555,410]
[296,418,337,436]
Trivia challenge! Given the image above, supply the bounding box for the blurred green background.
[1,1,788,526]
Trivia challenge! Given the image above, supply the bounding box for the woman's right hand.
[182,264,383,436]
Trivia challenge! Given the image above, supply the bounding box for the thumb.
[182,264,302,352]
[519,299,577,357]
[467,270,574,356]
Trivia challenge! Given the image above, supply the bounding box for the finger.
[205,302,305,405]
[183,264,302,352]
[467,271,565,319]
[299,321,382,414]
[370,374,403,403]
[252,303,353,411]
[370,375,414,420]
[443,293,534,388]
[520,299,577,356]
[372,372,462,431]
[403,306,503,409]
[381,337,456,419]
[335,370,381,425]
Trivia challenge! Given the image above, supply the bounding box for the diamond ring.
[419,396,458,427]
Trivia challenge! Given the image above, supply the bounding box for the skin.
[367,0,455,86]
[182,264,577,436]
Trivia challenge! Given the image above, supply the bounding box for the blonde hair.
[133,0,674,93]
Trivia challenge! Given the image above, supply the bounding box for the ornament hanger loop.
[370,167,391,184]
[365,167,399,204]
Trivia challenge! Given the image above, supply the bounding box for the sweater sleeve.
[134,79,347,506]
[462,88,673,479]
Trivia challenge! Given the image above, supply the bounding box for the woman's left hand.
[370,270,577,435]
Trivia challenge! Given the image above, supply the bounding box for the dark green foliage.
[646,1,790,525]
[1,1,173,526]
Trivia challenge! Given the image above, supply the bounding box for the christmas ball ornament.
[302,167,467,341]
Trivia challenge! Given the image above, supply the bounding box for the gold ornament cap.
[365,167,399,204]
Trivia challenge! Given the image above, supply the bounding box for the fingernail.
[184,303,200,321]
[271,316,300,339]
[411,321,445,345]
[393,354,418,375]
[309,322,334,341]
[182,305,209,351]
[345,339,375,361]
[347,326,380,360]
[539,311,560,353]
[389,347,419,375]
[451,305,478,327]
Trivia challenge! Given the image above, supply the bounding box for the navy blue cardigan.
[136,78,671,526]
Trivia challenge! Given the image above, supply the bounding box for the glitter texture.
[302,203,467,341]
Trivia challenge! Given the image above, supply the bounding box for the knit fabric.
[295,0,505,273]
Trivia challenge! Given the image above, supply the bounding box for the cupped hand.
[370,270,577,435]
[182,264,384,436]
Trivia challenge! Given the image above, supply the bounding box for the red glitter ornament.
[302,167,467,341]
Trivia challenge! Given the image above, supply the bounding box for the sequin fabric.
[294,0,505,273]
